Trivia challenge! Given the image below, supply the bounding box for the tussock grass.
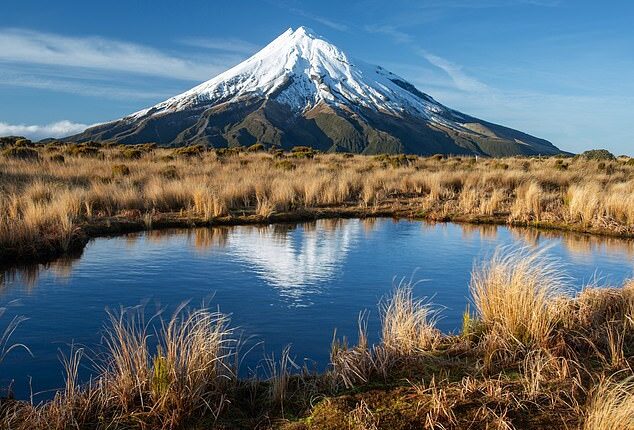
[584,376,634,430]
[1,305,236,429]
[470,247,570,350]
[3,147,634,264]
[380,281,440,354]
[330,283,440,390]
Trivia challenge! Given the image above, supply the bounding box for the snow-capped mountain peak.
[75,26,562,157]
[133,26,444,120]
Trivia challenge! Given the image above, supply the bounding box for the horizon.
[0,1,632,155]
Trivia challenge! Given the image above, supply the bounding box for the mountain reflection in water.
[2,219,634,295]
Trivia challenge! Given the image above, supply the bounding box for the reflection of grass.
[3,147,634,265]
[0,308,30,366]
[3,249,633,429]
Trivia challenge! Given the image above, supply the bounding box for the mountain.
[70,27,562,156]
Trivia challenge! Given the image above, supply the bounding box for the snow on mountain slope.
[72,26,562,156]
[132,27,447,121]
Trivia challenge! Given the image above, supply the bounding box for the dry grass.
[1,305,236,429]
[2,146,634,264]
[469,247,570,350]
[380,281,440,354]
[329,283,440,390]
[584,376,634,430]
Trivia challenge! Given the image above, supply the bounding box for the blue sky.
[0,0,632,154]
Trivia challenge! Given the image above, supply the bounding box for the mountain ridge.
[70,26,563,156]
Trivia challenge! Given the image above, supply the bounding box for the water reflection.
[0,255,79,292]
[2,218,634,401]
[508,227,634,261]
[224,220,360,303]
[460,223,499,241]
[2,220,634,294]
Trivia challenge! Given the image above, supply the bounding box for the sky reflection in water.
[1,219,633,400]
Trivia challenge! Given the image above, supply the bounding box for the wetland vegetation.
[1,139,633,266]
[1,139,633,428]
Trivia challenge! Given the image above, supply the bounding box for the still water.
[1,219,633,400]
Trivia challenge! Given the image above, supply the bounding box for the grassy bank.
[1,249,633,429]
[1,143,634,265]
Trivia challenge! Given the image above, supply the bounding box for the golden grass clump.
[584,376,634,430]
[469,247,570,349]
[1,305,236,429]
[330,284,440,390]
[380,282,440,354]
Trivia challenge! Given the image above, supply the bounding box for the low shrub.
[160,165,179,179]
[14,138,33,147]
[216,147,241,157]
[65,143,101,158]
[173,144,206,157]
[112,164,131,176]
[0,136,27,147]
[291,146,313,153]
[119,148,144,160]
[1,146,40,160]
[49,154,65,163]
[289,150,314,159]
[580,149,616,160]
[274,159,296,171]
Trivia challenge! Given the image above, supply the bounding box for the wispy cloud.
[365,26,489,94]
[0,71,174,100]
[0,120,93,139]
[0,28,237,81]
[178,37,260,55]
[416,50,490,93]
[415,0,561,8]
[364,25,413,43]
[287,8,350,32]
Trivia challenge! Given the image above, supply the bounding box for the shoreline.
[3,203,633,269]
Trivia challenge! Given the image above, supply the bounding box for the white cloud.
[0,121,93,140]
[418,50,490,93]
[288,8,350,32]
[364,25,490,94]
[0,72,173,100]
[179,37,260,55]
[0,28,239,81]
